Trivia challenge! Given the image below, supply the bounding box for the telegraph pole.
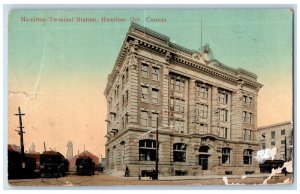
[153,116,159,180]
[15,107,25,157]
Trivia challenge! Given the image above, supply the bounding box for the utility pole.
[15,107,25,158]
[153,116,159,180]
[284,136,287,162]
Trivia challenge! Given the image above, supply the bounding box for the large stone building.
[104,23,263,176]
[257,121,293,161]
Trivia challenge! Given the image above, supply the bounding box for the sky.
[7,9,293,158]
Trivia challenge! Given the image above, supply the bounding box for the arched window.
[243,149,253,164]
[139,139,156,161]
[222,148,231,164]
[173,143,186,162]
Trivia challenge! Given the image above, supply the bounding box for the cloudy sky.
[8,9,293,157]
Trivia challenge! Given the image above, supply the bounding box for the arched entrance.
[199,146,210,170]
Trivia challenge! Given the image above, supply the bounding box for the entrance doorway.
[199,155,209,170]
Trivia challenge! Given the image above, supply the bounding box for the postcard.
[6,8,294,187]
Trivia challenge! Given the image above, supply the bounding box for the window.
[281,140,286,145]
[197,104,208,118]
[222,148,231,164]
[151,113,158,128]
[152,67,159,81]
[170,77,185,93]
[173,143,186,162]
[271,141,275,146]
[197,123,208,134]
[197,85,208,99]
[243,149,253,164]
[243,111,252,123]
[125,90,128,106]
[152,88,159,104]
[180,100,185,113]
[122,75,125,89]
[174,99,180,112]
[243,96,247,105]
[219,109,228,122]
[281,129,285,135]
[141,86,148,102]
[141,63,148,78]
[219,92,228,104]
[125,68,129,83]
[249,97,252,106]
[243,111,247,122]
[174,120,180,132]
[219,127,229,139]
[243,129,252,140]
[139,140,156,161]
[271,131,275,139]
[262,143,266,149]
[141,111,148,127]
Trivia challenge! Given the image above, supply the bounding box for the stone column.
[188,79,196,134]
[127,54,139,125]
[231,81,244,140]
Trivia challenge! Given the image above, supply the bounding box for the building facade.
[257,121,293,161]
[104,23,263,176]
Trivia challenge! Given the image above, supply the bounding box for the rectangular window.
[170,98,174,111]
[243,129,252,140]
[243,111,247,122]
[243,96,247,105]
[249,97,252,106]
[249,113,252,123]
[271,141,275,146]
[174,99,180,112]
[180,81,185,92]
[141,111,148,127]
[125,90,128,106]
[125,68,129,83]
[281,129,285,135]
[152,67,159,81]
[271,131,275,139]
[262,143,266,149]
[170,78,174,91]
[175,80,180,91]
[281,140,286,145]
[219,109,228,122]
[141,86,148,102]
[200,86,208,99]
[151,113,158,128]
[180,100,185,113]
[180,120,185,132]
[152,88,159,104]
[141,63,148,78]
[219,92,228,104]
[198,104,208,118]
[220,127,228,139]
[122,75,125,89]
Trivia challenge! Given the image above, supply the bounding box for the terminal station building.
[104,23,263,176]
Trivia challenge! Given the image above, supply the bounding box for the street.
[7,172,293,187]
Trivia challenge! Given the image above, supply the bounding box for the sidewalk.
[120,173,277,181]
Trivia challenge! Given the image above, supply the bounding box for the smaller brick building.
[257,121,293,161]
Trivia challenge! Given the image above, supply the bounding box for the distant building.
[257,121,293,161]
[68,150,99,170]
[104,23,263,176]
[66,141,73,160]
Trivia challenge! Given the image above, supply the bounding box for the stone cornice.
[104,22,263,96]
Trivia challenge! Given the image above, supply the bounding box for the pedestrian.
[151,169,155,180]
[125,165,129,177]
